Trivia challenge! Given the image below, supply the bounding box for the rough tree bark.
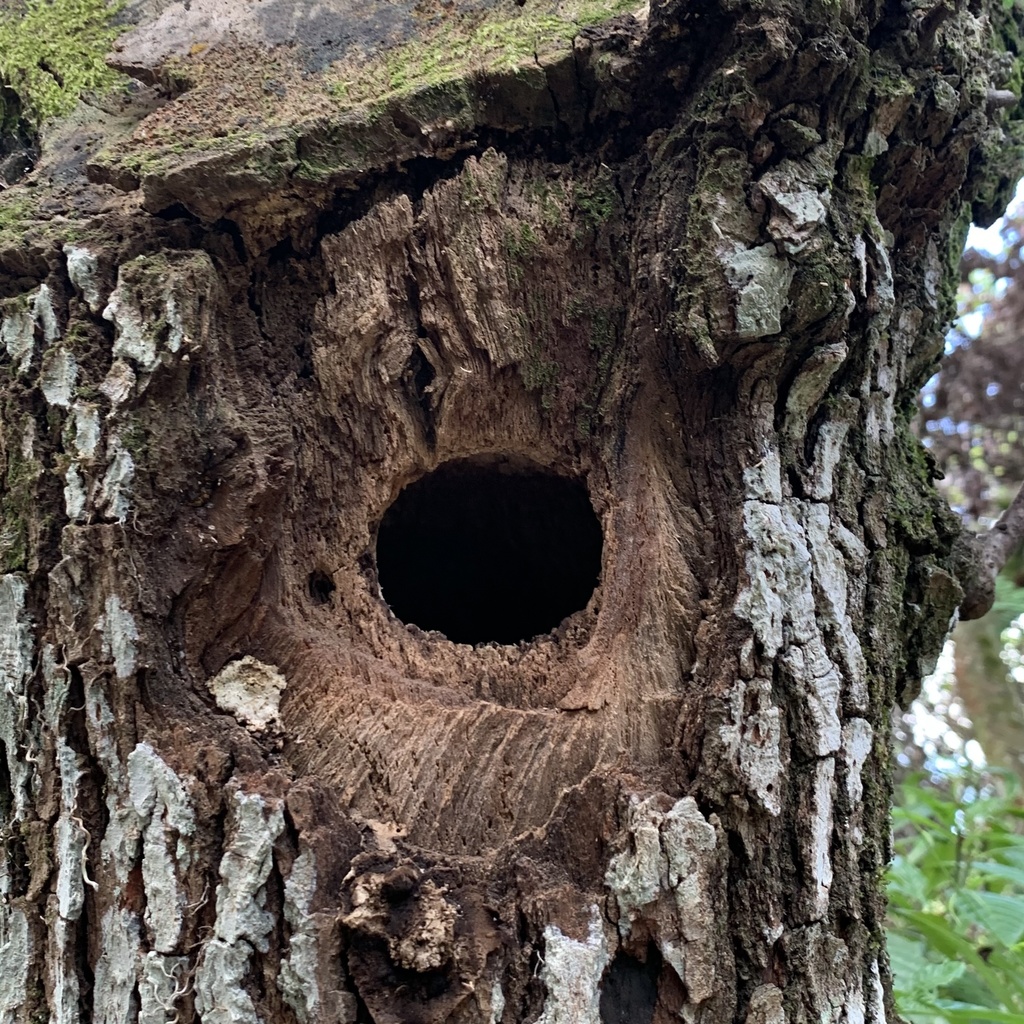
[1,1,1022,1022]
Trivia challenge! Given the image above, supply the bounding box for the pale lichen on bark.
[278,850,323,1022]
[606,795,724,1006]
[207,657,287,733]
[194,791,285,1024]
[129,743,195,952]
[535,909,608,1024]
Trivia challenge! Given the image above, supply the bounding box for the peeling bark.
[1,0,1022,1022]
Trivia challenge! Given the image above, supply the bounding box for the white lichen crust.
[207,656,287,732]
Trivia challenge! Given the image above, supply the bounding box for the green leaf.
[929,1003,1024,1024]
[890,859,936,906]
[969,862,1024,889]
[889,772,1024,1024]
[889,933,934,992]
[916,961,969,991]
[956,891,1024,948]
[894,911,1023,1009]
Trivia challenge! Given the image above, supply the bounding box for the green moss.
[870,68,914,101]
[460,171,485,210]
[459,159,504,211]
[566,302,620,435]
[941,203,973,320]
[503,220,539,284]
[0,521,27,575]
[0,191,32,225]
[504,220,539,259]
[564,296,586,322]
[525,179,566,229]
[63,323,93,352]
[118,419,149,462]
[573,172,617,229]
[0,190,34,237]
[0,0,128,125]
[521,345,560,409]
[0,188,99,252]
[883,421,962,556]
[0,425,41,572]
[589,307,615,358]
[328,0,642,105]
[93,114,297,188]
[842,154,878,197]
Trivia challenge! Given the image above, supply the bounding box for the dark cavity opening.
[599,944,662,1024]
[375,457,602,645]
[308,570,336,605]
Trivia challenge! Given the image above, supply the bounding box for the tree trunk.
[951,556,1024,780]
[953,616,1024,778]
[0,1,1021,1022]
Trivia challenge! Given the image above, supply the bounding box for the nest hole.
[375,457,602,645]
[308,570,336,605]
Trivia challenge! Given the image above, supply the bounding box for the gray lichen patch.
[63,465,87,523]
[0,903,30,1023]
[39,346,78,408]
[103,251,216,380]
[54,740,88,922]
[1,284,59,376]
[194,790,286,1024]
[98,440,135,523]
[69,402,101,461]
[128,743,197,952]
[92,907,143,1024]
[753,155,833,255]
[804,760,836,922]
[64,244,105,314]
[99,594,139,681]
[207,656,287,732]
[535,908,608,1024]
[33,284,59,346]
[0,574,35,820]
[605,796,724,1006]
[139,952,189,1024]
[734,494,869,761]
[279,850,325,1023]
[0,299,34,375]
[716,673,784,816]
[722,243,795,340]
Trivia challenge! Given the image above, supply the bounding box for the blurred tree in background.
[912,198,1024,780]
[924,210,1024,525]
[889,191,1024,1024]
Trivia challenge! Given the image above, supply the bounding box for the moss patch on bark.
[0,0,127,125]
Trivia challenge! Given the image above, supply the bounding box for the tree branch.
[957,481,1024,620]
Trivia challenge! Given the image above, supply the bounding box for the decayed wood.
[953,615,1024,779]
[0,0,1021,1022]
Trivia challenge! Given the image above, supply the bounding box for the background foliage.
[892,192,1024,1024]
[889,773,1024,1024]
